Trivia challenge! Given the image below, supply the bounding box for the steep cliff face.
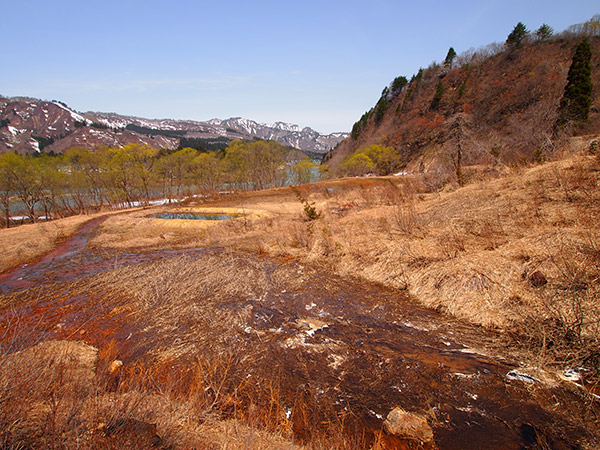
[326,35,600,179]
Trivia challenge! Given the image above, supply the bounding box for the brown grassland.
[91,149,600,370]
[1,142,599,449]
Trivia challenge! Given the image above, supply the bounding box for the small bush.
[291,187,322,221]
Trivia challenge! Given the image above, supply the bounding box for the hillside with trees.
[325,17,600,183]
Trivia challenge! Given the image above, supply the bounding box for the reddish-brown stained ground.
[0,220,597,449]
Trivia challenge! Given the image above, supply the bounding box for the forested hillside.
[325,17,600,182]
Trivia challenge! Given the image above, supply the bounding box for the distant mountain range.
[0,96,347,158]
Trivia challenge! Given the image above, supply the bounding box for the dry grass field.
[1,147,599,449]
[98,152,598,372]
[0,214,98,273]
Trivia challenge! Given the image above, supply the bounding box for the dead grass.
[0,215,97,273]
[149,153,600,371]
[1,150,599,448]
[89,206,273,250]
[0,333,304,450]
[0,207,153,273]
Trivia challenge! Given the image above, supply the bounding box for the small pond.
[154,212,239,221]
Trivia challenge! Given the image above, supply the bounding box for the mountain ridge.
[325,22,600,180]
[0,96,347,158]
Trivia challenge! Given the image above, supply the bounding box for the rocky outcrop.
[383,407,434,443]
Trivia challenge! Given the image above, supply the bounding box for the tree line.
[0,140,320,227]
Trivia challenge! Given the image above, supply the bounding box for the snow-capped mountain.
[205,117,347,157]
[0,96,347,157]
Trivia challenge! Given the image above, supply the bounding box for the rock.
[528,270,547,287]
[98,419,163,448]
[383,407,434,443]
[109,359,123,374]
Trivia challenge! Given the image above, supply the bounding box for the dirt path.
[0,219,596,449]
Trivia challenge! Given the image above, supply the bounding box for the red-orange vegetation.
[327,36,600,176]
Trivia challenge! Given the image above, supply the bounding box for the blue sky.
[2,1,598,133]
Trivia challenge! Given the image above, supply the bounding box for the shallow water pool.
[154,212,238,221]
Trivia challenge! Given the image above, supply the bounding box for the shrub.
[291,187,322,221]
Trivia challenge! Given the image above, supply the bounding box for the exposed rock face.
[383,407,434,443]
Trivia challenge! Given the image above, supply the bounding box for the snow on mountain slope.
[0,96,348,156]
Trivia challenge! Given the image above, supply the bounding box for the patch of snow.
[306,324,328,337]
[398,321,430,332]
[506,370,539,384]
[268,121,301,133]
[97,117,127,128]
[7,126,18,136]
[52,102,92,125]
[455,406,473,412]
[9,215,51,221]
[157,121,177,130]
[557,369,600,399]
[559,369,581,382]
[113,198,173,209]
[452,372,478,379]
[305,302,317,311]
[148,199,171,206]
[368,410,384,420]
[30,139,40,153]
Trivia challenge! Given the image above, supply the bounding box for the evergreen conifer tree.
[430,82,445,110]
[506,22,529,48]
[557,39,593,127]
[535,23,554,40]
[444,47,457,67]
